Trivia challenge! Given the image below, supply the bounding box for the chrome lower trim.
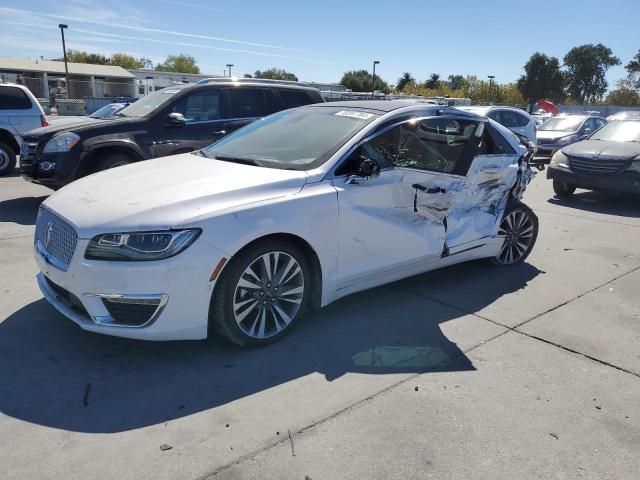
[83,293,168,328]
[36,240,70,272]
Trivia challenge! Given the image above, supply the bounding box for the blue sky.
[1,0,639,87]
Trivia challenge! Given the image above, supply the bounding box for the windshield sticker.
[335,110,374,120]
[163,89,180,94]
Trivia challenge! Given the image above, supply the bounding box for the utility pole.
[488,75,495,104]
[59,24,71,98]
[372,60,380,97]
[226,64,234,77]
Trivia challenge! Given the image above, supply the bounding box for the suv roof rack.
[196,77,311,87]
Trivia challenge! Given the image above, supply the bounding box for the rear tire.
[211,239,311,347]
[0,142,17,176]
[490,201,538,266]
[553,179,576,197]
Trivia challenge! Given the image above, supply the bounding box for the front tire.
[553,179,576,197]
[490,202,539,266]
[96,153,131,172]
[0,142,17,176]
[211,240,311,347]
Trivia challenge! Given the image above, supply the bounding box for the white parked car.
[34,101,538,346]
[0,82,48,175]
[458,106,538,147]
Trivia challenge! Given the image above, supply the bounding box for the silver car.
[535,114,607,162]
[0,82,47,175]
[458,106,538,147]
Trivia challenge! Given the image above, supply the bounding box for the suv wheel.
[211,239,311,347]
[0,142,17,176]
[553,179,576,197]
[490,202,538,266]
[96,153,131,172]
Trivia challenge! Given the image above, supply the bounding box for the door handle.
[212,130,227,135]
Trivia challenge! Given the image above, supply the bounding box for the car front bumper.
[534,144,562,162]
[547,164,640,194]
[20,143,83,189]
[35,236,227,341]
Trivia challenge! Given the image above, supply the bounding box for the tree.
[155,54,200,74]
[625,50,640,89]
[109,53,145,69]
[396,72,415,91]
[56,50,151,70]
[606,87,640,106]
[253,68,298,81]
[517,52,565,111]
[425,73,441,89]
[339,70,390,93]
[63,50,110,65]
[564,44,621,103]
[447,75,465,90]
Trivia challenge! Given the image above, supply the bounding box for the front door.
[332,116,483,289]
[154,88,227,157]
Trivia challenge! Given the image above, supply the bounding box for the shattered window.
[393,118,481,175]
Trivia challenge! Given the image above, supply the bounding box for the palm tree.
[425,73,441,89]
[396,72,415,91]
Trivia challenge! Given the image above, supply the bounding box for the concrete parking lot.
[1,168,639,479]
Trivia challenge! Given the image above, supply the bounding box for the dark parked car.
[20,79,324,189]
[547,119,640,197]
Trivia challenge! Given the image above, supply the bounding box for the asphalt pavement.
[1,168,638,480]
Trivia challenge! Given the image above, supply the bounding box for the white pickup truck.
[0,82,48,175]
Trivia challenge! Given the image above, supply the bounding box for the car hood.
[43,153,309,237]
[561,140,640,160]
[26,116,135,138]
[536,129,576,140]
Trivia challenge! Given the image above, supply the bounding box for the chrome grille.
[35,207,78,267]
[20,141,38,166]
[568,156,627,175]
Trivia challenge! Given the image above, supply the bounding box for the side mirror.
[165,112,186,127]
[580,128,593,139]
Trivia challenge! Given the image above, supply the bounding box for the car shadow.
[0,195,48,225]
[0,261,540,433]
[547,190,640,218]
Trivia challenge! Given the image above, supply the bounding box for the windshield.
[90,104,123,119]
[201,107,380,170]
[590,120,640,142]
[117,87,184,117]
[539,116,585,132]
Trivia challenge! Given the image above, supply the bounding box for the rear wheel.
[0,142,17,176]
[490,202,538,266]
[211,240,311,347]
[553,179,576,197]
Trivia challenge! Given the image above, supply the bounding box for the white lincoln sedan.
[34,101,538,346]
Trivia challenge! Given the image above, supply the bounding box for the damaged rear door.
[332,115,483,290]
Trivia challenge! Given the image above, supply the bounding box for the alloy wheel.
[232,251,305,339]
[496,209,535,264]
[0,148,9,171]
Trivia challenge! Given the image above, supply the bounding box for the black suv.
[20,79,324,189]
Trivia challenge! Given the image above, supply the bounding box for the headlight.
[85,229,201,261]
[628,160,640,173]
[557,135,576,146]
[550,150,568,167]
[43,132,80,153]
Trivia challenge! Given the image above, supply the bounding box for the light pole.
[371,60,380,97]
[226,64,234,77]
[488,75,495,104]
[58,24,71,98]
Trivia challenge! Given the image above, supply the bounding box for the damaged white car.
[34,101,538,346]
